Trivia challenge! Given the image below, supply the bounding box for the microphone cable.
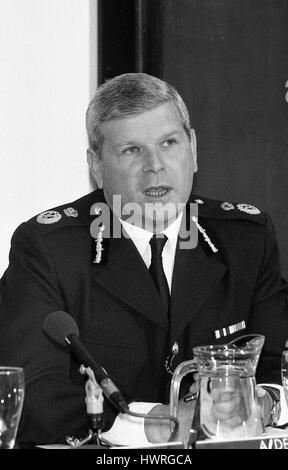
[123,408,179,443]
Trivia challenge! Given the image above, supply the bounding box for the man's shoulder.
[190,194,267,227]
[23,189,105,236]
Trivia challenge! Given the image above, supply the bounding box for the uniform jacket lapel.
[92,210,169,331]
[169,204,227,341]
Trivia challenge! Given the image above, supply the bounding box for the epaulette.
[191,195,266,226]
[28,190,104,235]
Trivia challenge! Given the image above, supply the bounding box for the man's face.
[88,102,197,231]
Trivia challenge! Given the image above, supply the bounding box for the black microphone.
[43,310,129,413]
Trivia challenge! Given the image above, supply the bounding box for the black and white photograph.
[0,0,288,456]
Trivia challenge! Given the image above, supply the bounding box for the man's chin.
[111,195,186,231]
[141,212,181,233]
[142,218,171,233]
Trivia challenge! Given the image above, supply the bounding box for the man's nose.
[143,147,164,173]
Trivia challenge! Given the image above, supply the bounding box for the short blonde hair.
[86,73,191,156]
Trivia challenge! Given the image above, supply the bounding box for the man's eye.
[161,139,176,148]
[123,146,140,155]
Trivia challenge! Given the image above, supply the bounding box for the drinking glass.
[281,350,288,406]
[0,367,25,449]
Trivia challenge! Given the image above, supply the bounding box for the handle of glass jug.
[169,359,198,419]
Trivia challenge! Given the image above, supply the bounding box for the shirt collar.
[163,211,183,254]
[120,212,184,257]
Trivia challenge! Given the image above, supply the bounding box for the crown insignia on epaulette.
[63,207,78,218]
[220,202,235,211]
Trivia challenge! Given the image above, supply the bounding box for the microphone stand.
[66,366,104,448]
[65,364,180,448]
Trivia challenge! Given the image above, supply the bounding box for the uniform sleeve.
[101,402,157,446]
[0,222,114,444]
[248,214,288,384]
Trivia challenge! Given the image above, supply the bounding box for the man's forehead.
[100,102,185,144]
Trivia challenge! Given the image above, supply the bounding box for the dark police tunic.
[0,190,287,444]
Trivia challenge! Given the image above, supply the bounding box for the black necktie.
[149,234,170,314]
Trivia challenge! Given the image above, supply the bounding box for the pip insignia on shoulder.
[236,203,260,215]
[63,207,78,218]
[36,210,62,225]
[220,202,235,211]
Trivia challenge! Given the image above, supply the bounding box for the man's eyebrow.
[160,130,183,139]
[115,130,184,147]
[116,140,139,148]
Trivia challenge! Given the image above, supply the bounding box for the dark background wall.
[98,0,288,279]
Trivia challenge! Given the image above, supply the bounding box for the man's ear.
[87,148,103,189]
[190,129,198,173]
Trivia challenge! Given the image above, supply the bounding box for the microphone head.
[43,311,79,346]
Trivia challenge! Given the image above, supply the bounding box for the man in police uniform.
[0,73,287,446]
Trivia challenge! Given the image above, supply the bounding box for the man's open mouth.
[144,186,171,197]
